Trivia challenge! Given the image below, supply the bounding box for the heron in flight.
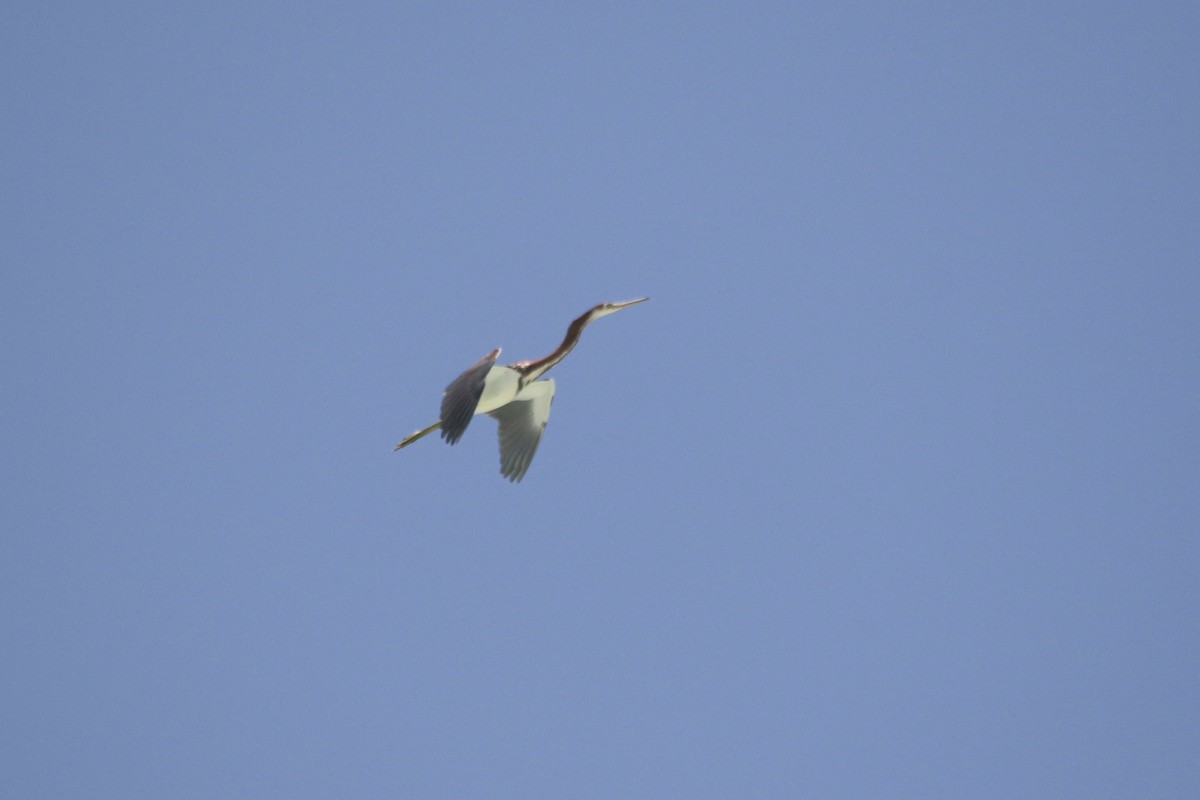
[394,297,648,482]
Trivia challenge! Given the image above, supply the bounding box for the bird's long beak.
[611,297,649,309]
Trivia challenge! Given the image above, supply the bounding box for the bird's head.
[588,296,649,322]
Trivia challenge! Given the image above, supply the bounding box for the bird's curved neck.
[513,309,595,383]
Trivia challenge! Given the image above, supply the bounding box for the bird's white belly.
[475,365,521,414]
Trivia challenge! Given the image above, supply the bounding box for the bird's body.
[394,297,647,481]
[474,364,522,415]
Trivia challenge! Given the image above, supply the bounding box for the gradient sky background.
[3,2,1198,797]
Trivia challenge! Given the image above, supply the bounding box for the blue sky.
[3,2,1198,797]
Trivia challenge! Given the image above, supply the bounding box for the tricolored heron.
[394,297,648,482]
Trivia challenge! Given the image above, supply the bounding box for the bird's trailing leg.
[394,421,441,451]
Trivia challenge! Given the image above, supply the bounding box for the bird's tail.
[394,421,441,451]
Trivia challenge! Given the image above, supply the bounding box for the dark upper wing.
[487,379,554,482]
[439,348,499,445]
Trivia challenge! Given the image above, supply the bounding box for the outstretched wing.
[488,379,554,482]
[440,348,500,445]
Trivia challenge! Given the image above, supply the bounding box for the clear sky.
[3,2,1198,797]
